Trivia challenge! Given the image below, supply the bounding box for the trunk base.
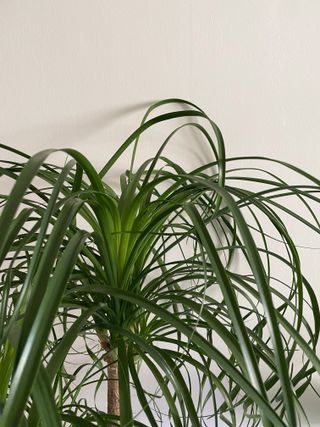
[99,335,119,426]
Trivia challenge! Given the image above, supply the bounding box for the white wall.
[1,1,320,170]
[1,1,319,425]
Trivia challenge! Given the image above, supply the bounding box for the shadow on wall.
[1,98,219,196]
[1,100,154,148]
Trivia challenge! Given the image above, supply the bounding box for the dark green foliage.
[0,99,319,426]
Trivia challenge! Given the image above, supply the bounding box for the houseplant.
[0,98,319,426]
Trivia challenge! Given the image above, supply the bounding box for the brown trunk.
[99,334,120,426]
[106,351,120,419]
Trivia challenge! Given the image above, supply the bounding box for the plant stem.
[99,334,120,426]
[118,339,133,425]
[106,351,120,422]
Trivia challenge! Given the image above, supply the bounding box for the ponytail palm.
[0,99,319,426]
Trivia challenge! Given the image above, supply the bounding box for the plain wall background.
[1,1,319,425]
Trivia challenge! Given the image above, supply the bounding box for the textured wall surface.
[1,1,319,425]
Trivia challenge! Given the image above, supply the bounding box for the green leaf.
[0,230,87,427]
